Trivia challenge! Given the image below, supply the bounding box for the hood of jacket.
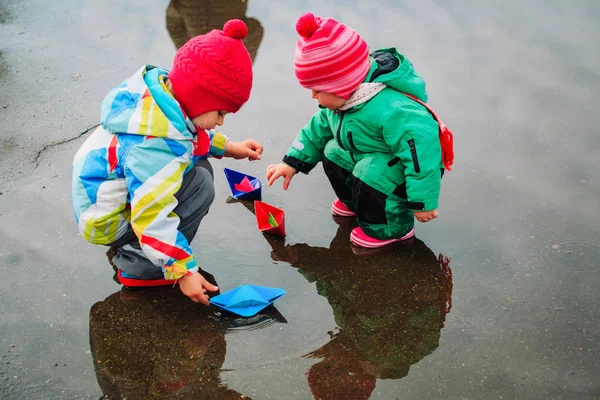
[100,65,197,140]
[368,48,428,103]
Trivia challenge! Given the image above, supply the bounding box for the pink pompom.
[296,13,318,38]
[223,19,248,40]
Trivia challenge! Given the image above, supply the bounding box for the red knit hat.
[294,13,370,99]
[169,19,253,119]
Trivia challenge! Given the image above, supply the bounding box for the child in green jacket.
[267,13,453,248]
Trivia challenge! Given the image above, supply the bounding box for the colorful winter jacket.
[72,65,227,280]
[284,48,443,211]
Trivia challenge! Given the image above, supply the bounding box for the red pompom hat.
[169,19,253,119]
[294,13,370,99]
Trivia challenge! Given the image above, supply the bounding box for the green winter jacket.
[284,48,442,211]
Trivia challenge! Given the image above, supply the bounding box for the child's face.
[192,111,229,130]
[311,90,346,110]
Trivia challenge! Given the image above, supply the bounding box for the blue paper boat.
[223,168,262,200]
[210,284,286,317]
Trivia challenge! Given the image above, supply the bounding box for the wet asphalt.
[1,0,599,399]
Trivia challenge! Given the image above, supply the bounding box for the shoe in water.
[350,227,415,249]
[331,198,356,217]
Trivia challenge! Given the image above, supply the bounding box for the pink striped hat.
[294,13,370,99]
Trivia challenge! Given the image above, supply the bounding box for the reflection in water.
[221,308,288,332]
[89,285,286,399]
[266,219,453,400]
[89,287,251,399]
[91,268,285,398]
[166,0,263,62]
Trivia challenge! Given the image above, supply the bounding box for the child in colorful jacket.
[267,13,454,249]
[72,20,263,305]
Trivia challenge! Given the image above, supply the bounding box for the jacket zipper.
[347,131,357,150]
[336,112,346,150]
[408,139,421,173]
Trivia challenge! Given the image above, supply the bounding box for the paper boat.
[210,284,286,317]
[254,201,286,236]
[234,176,254,193]
[224,168,262,200]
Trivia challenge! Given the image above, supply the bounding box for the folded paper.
[254,201,286,236]
[224,168,262,200]
[210,285,286,317]
[234,176,254,193]
[267,212,279,227]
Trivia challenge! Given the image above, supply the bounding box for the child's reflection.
[266,218,453,400]
[88,278,252,400]
[166,0,263,62]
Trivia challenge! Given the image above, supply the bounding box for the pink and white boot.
[350,227,415,249]
[331,198,356,217]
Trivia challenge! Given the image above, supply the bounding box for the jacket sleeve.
[194,130,228,160]
[283,108,333,174]
[381,101,442,211]
[125,139,199,280]
[207,131,227,158]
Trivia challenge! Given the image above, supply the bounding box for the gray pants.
[108,159,215,279]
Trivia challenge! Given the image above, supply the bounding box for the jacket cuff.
[163,256,198,280]
[407,198,438,212]
[209,132,227,158]
[283,155,315,174]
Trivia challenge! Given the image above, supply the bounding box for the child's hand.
[414,210,439,223]
[267,163,297,190]
[179,272,219,306]
[224,139,263,161]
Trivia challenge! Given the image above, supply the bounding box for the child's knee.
[195,159,214,181]
[194,167,215,209]
[324,140,355,172]
[176,167,215,217]
[353,155,402,192]
[323,139,339,156]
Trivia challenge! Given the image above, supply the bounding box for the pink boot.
[350,227,415,249]
[331,198,356,217]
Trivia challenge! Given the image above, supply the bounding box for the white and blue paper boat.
[224,168,262,200]
[210,284,286,317]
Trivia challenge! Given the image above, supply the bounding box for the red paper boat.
[254,201,286,236]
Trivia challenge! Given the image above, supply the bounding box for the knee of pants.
[175,167,215,219]
[323,139,340,157]
[195,159,214,181]
[351,155,407,227]
[353,154,403,195]
[324,139,356,172]
[191,167,215,212]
